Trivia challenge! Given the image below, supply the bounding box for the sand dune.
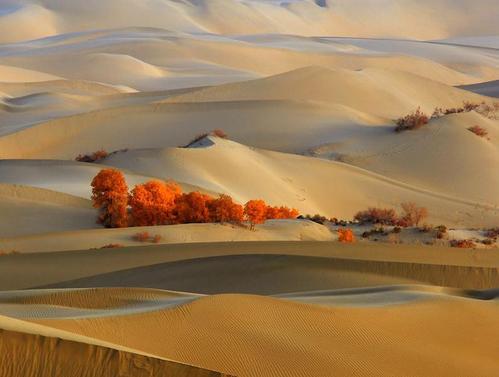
[1,0,498,42]
[1,241,498,291]
[0,184,95,238]
[3,291,496,377]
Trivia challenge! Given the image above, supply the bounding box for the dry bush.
[485,228,499,239]
[76,150,108,163]
[303,214,328,225]
[354,208,398,225]
[395,108,429,132]
[152,234,162,243]
[133,231,151,242]
[432,101,498,120]
[435,225,448,239]
[100,243,124,249]
[468,125,488,138]
[450,239,475,249]
[399,202,428,227]
[362,227,388,239]
[338,228,355,243]
[392,226,402,234]
[212,129,228,139]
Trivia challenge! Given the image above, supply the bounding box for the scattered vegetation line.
[395,101,498,133]
[354,202,428,227]
[91,169,298,229]
[76,149,108,163]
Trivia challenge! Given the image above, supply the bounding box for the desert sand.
[0,1,498,376]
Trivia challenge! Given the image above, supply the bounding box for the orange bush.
[266,206,299,220]
[395,107,429,132]
[129,180,182,226]
[207,194,244,224]
[244,199,268,229]
[175,191,213,224]
[152,234,162,243]
[338,228,355,243]
[212,129,228,139]
[91,169,129,228]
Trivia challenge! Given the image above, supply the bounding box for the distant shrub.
[76,150,108,163]
[184,129,229,147]
[432,101,498,120]
[212,129,228,139]
[435,225,448,240]
[354,208,398,225]
[133,231,151,242]
[468,125,488,138]
[362,227,388,239]
[392,226,402,234]
[100,243,124,249]
[395,108,429,132]
[151,234,162,243]
[303,214,328,225]
[485,228,499,239]
[338,228,355,243]
[450,239,475,249]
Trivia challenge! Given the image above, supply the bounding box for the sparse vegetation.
[468,125,488,138]
[432,101,498,120]
[133,231,151,242]
[100,243,124,249]
[395,107,429,132]
[354,208,398,225]
[450,239,475,249]
[400,202,428,227]
[76,149,108,163]
[0,250,20,256]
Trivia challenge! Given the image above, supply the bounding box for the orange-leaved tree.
[91,169,129,228]
[338,228,355,243]
[266,206,299,220]
[207,194,244,224]
[175,191,213,224]
[129,180,182,226]
[244,199,267,229]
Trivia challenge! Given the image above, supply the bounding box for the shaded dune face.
[0,328,231,377]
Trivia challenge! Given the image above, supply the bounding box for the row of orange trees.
[91,169,299,228]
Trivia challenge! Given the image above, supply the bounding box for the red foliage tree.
[129,180,182,226]
[244,199,268,229]
[175,191,213,224]
[207,194,244,224]
[338,228,355,243]
[266,206,299,220]
[91,169,129,228]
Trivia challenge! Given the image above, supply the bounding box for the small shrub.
[100,243,124,249]
[395,108,429,132]
[133,231,151,242]
[450,239,475,249]
[212,129,228,139]
[362,227,387,238]
[482,239,494,246]
[152,234,162,243]
[338,228,355,243]
[305,214,328,225]
[354,208,398,225]
[468,125,488,138]
[392,226,402,234]
[76,150,108,163]
[485,228,499,239]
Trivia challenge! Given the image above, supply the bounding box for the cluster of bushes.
[337,228,355,243]
[91,169,299,229]
[184,129,228,147]
[354,202,428,227]
[432,101,498,119]
[76,149,108,163]
[450,239,475,249]
[395,101,498,133]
